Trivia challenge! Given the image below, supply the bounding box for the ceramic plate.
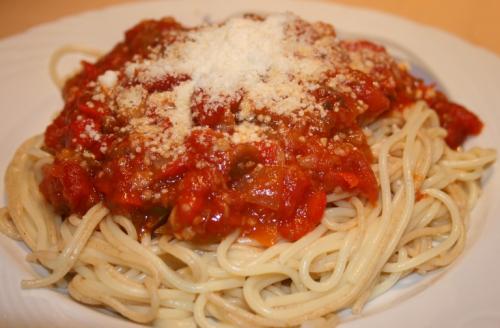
[1,1,499,327]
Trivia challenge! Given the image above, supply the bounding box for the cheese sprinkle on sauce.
[42,13,483,243]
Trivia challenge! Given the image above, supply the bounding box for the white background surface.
[0,1,499,327]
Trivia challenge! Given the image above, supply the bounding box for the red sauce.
[40,17,483,245]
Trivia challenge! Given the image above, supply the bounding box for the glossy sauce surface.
[40,16,482,245]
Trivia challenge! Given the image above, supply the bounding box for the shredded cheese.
[91,13,381,161]
[98,70,118,89]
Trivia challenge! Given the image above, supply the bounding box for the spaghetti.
[49,45,102,89]
[0,13,496,328]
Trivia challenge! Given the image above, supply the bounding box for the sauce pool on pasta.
[40,13,480,245]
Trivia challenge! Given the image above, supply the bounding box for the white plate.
[1,1,499,327]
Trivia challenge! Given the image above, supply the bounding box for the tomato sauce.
[40,17,482,245]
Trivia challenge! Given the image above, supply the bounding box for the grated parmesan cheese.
[98,70,118,89]
[230,122,268,144]
[87,13,380,162]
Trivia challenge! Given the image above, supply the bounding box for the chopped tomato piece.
[278,191,326,241]
[40,159,100,215]
[432,100,483,149]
